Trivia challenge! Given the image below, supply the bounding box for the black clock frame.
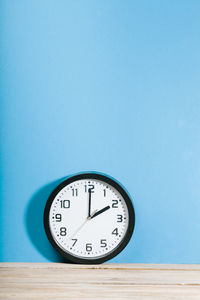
[44,172,135,264]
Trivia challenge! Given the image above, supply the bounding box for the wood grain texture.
[0,263,200,299]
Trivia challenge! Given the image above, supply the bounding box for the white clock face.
[48,178,130,260]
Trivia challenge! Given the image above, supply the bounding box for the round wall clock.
[44,173,135,264]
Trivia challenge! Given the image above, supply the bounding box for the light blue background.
[1,0,200,263]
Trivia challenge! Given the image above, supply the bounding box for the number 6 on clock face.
[44,173,135,264]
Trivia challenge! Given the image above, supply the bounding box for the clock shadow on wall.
[25,177,70,263]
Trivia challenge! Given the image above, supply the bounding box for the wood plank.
[0,263,200,299]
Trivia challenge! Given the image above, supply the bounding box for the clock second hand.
[68,209,98,240]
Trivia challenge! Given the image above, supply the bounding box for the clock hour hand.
[91,205,110,219]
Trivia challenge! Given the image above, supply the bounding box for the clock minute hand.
[88,189,91,218]
[91,205,110,219]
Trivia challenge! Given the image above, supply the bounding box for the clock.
[44,173,135,264]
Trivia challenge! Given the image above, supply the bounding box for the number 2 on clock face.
[44,173,135,264]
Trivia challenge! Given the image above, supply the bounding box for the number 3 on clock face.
[44,173,135,264]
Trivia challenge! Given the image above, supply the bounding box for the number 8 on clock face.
[44,173,135,264]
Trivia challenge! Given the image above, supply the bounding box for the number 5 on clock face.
[44,173,135,264]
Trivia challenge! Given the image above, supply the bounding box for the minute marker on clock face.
[44,173,135,264]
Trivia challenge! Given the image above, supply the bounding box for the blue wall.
[1,0,200,263]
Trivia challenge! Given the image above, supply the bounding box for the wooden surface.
[0,263,200,299]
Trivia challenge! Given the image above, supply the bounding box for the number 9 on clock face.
[44,173,135,264]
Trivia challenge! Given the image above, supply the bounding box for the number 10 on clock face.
[44,173,135,264]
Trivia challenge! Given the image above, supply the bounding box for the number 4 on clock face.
[44,172,135,264]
